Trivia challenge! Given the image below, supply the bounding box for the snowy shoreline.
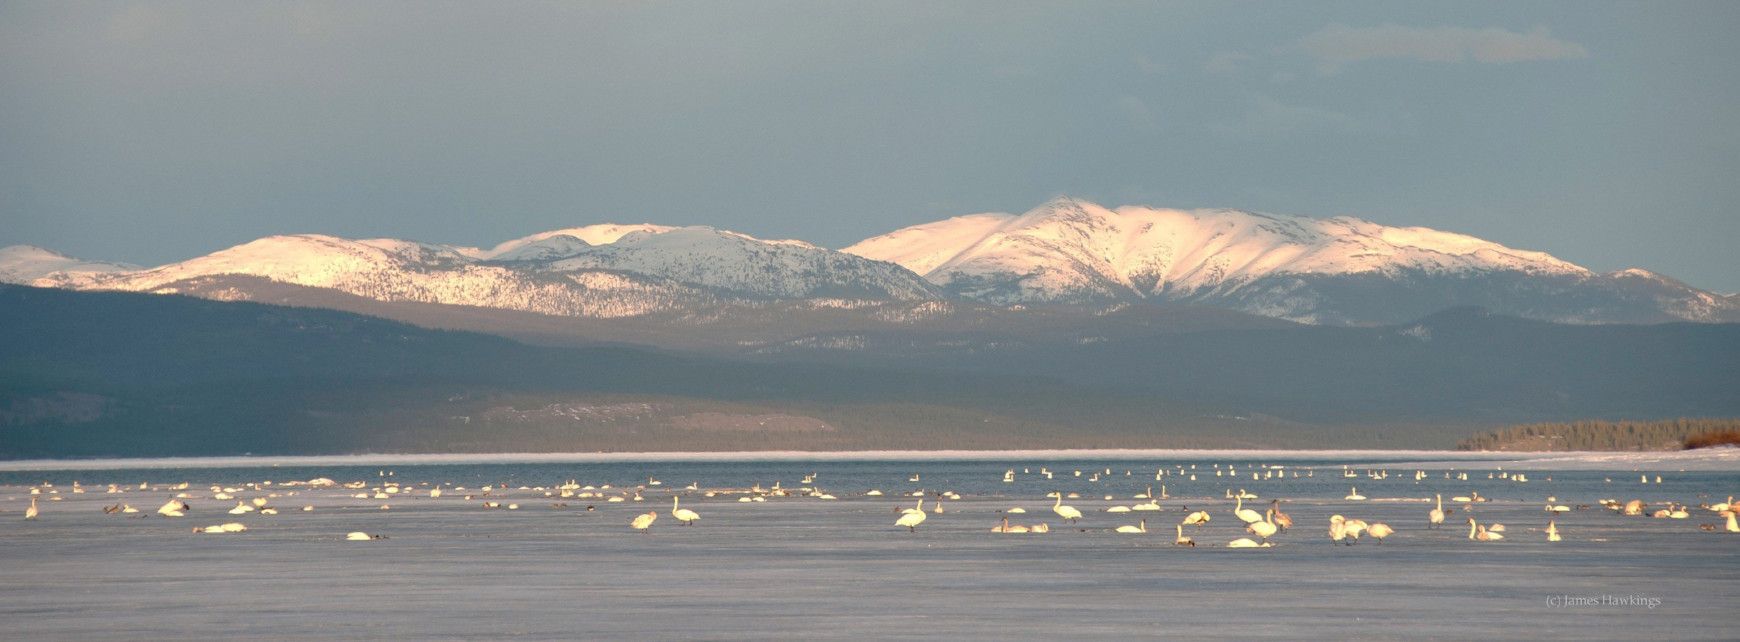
[1,447,1734,472]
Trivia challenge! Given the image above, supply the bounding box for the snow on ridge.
[846,196,1594,302]
[18,222,937,318]
[474,223,676,260]
[0,245,138,285]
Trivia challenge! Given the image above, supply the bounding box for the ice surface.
[1,454,1734,639]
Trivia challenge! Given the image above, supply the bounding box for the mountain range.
[5,196,1735,326]
[4,197,1736,456]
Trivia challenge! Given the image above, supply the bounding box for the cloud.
[1300,24,1588,72]
[1204,51,1254,75]
[1211,95,1364,138]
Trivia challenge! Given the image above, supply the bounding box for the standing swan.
[630,511,658,533]
[24,497,39,520]
[1367,522,1394,544]
[672,496,700,526]
[1234,496,1263,524]
[1546,520,1561,542]
[1269,500,1292,531]
[896,500,928,532]
[1247,510,1278,542]
[1329,515,1352,545]
[1052,494,1082,524]
[1429,494,1445,529]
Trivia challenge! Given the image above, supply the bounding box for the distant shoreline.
[1,447,1734,472]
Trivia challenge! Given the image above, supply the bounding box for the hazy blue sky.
[3,1,1738,290]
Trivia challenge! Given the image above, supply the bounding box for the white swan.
[1234,496,1263,524]
[1367,522,1394,544]
[197,522,248,534]
[1468,517,1503,541]
[1052,494,1082,524]
[1428,494,1445,529]
[1726,513,1738,533]
[24,497,38,520]
[1115,519,1147,534]
[157,498,189,517]
[630,511,658,533]
[1546,520,1561,542]
[1247,509,1278,542]
[672,497,700,525]
[896,500,928,532]
[1227,538,1272,548]
[1329,515,1351,545]
[1180,510,1211,526]
[1174,524,1195,547]
[1345,487,1366,501]
[1343,518,1368,542]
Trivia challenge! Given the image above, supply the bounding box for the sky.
[2,1,1738,291]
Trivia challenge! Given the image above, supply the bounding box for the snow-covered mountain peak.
[6,220,938,319]
[0,245,138,285]
[538,225,935,300]
[846,197,1593,304]
[475,223,676,260]
[6,201,1731,326]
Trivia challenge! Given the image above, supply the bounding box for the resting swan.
[1468,517,1503,541]
[1173,524,1195,547]
[1180,509,1211,526]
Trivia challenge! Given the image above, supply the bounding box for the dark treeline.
[1458,418,1740,451]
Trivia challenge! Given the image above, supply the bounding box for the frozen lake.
[2,450,1736,639]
